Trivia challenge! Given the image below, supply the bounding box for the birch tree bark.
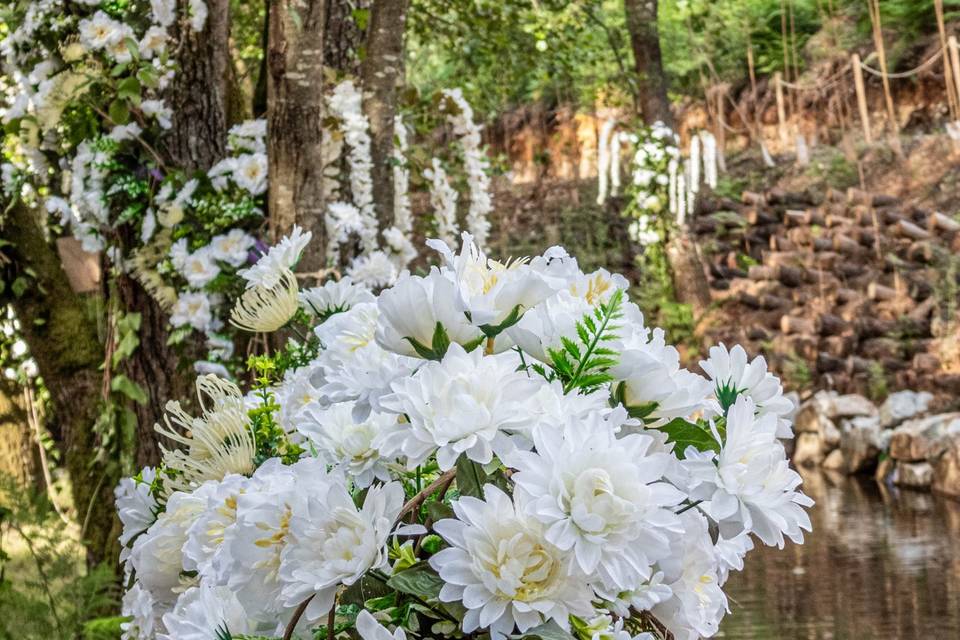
[267,0,329,273]
[361,0,411,236]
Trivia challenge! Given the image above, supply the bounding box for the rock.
[875,456,896,484]
[822,448,846,471]
[888,413,960,461]
[840,416,887,474]
[932,436,960,498]
[893,461,934,489]
[879,390,934,428]
[830,393,877,419]
[793,433,825,467]
[821,417,842,449]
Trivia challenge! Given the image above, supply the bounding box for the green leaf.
[117,77,141,105]
[386,562,444,600]
[425,500,454,522]
[513,620,577,640]
[430,322,451,358]
[656,417,720,458]
[110,374,148,405]
[455,456,486,498]
[108,99,130,125]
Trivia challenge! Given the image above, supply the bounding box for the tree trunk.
[0,379,41,488]
[666,234,712,319]
[267,0,329,272]
[165,0,232,170]
[2,205,120,567]
[325,0,369,75]
[623,0,673,127]
[117,0,236,468]
[361,0,410,236]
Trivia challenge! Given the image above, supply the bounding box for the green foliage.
[0,475,119,640]
[540,289,623,393]
[656,417,722,458]
[867,361,889,402]
[83,616,124,640]
[246,354,306,465]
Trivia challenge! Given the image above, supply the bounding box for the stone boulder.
[822,448,845,471]
[893,461,934,489]
[840,415,889,474]
[793,432,826,467]
[888,413,960,462]
[932,435,960,499]
[879,390,933,429]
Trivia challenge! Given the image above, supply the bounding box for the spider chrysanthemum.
[229,268,299,332]
[155,374,256,495]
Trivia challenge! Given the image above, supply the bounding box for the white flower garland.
[423,157,459,247]
[441,88,492,250]
[328,80,378,254]
[595,118,616,205]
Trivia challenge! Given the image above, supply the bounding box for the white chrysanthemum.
[378,343,541,470]
[278,480,403,624]
[129,489,209,603]
[355,610,406,640]
[169,291,215,332]
[180,247,221,288]
[506,290,593,363]
[115,467,158,563]
[509,409,683,590]
[652,511,728,640]
[233,152,268,195]
[159,583,252,640]
[682,395,813,547]
[139,26,168,59]
[209,229,255,267]
[182,474,248,582]
[430,485,595,640]
[299,277,374,318]
[610,328,713,426]
[155,375,255,494]
[375,270,483,358]
[120,582,158,640]
[79,11,123,50]
[239,225,311,289]
[296,401,395,487]
[715,531,754,583]
[700,343,795,437]
[150,0,176,26]
[347,250,398,289]
[313,302,416,415]
[223,458,329,623]
[230,268,299,332]
[595,571,673,618]
[428,233,554,331]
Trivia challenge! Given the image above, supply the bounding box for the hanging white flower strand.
[328,80,378,253]
[596,118,617,205]
[700,130,719,189]
[424,158,459,247]
[441,89,492,250]
[610,131,623,197]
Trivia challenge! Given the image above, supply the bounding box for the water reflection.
[719,469,960,639]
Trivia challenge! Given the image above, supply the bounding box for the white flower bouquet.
[116,231,811,640]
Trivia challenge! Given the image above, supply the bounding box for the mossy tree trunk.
[0,379,41,489]
[1,204,120,568]
[361,0,410,239]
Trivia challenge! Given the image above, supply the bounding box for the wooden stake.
[935,0,958,121]
[775,72,788,145]
[867,0,899,136]
[950,36,960,111]
[747,41,757,98]
[851,54,872,144]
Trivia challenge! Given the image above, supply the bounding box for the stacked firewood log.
[695,187,960,398]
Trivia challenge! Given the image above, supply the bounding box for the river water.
[718,469,960,639]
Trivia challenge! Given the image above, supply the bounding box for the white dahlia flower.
[430,485,595,639]
[509,409,683,590]
[378,343,542,470]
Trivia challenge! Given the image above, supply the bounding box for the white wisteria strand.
[442,88,493,250]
